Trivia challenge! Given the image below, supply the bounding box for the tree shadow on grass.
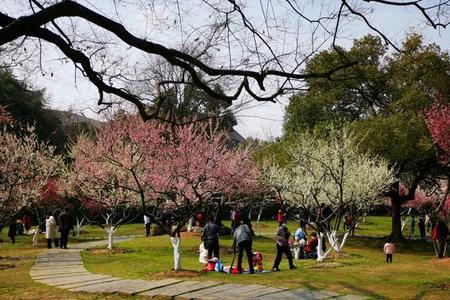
[347,236,434,256]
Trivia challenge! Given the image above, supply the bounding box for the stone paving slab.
[138,280,221,297]
[208,284,265,298]
[37,255,82,261]
[333,295,369,300]
[56,277,123,289]
[31,271,91,280]
[176,283,243,300]
[32,265,84,271]
[33,261,83,267]
[69,278,181,294]
[238,286,288,298]
[36,274,112,286]
[256,288,339,300]
[30,267,87,276]
[36,258,82,263]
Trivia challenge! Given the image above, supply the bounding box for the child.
[383,238,395,263]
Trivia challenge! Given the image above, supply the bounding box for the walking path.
[30,240,368,300]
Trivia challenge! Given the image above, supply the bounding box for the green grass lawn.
[80,218,450,299]
[1,217,449,299]
[72,223,146,240]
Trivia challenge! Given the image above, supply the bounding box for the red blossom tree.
[424,102,450,165]
[424,101,450,214]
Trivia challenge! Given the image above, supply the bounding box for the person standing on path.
[58,208,74,249]
[272,222,295,271]
[383,238,395,263]
[7,220,17,244]
[45,213,59,249]
[232,219,254,274]
[144,214,151,237]
[202,216,220,259]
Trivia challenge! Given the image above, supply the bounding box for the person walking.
[144,214,151,237]
[232,219,254,274]
[202,216,220,259]
[58,208,74,249]
[418,215,426,239]
[383,238,395,263]
[45,213,59,249]
[272,222,295,271]
[7,220,17,244]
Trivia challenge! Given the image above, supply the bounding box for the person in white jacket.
[45,213,59,249]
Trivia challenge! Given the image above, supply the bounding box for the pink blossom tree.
[405,184,450,219]
[424,101,450,214]
[149,122,260,269]
[65,133,140,249]
[64,115,261,268]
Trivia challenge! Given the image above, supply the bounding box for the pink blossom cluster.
[424,102,450,165]
[65,116,260,219]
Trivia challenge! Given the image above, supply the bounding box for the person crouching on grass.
[383,238,395,263]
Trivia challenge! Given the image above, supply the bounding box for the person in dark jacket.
[418,216,426,239]
[202,216,220,259]
[58,208,74,249]
[272,222,295,271]
[8,221,17,244]
[232,219,254,274]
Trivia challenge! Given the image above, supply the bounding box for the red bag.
[205,261,216,271]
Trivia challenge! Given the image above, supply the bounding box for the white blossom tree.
[0,108,62,225]
[267,127,394,260]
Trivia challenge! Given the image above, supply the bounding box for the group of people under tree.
[2,214,31,244]
[401,211,449,258]
[3,208,75,249]
[44,208,74,249]
[200,209,323,274]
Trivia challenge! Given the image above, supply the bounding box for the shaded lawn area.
[0,234,152,300]
[72,223,146,240]
[82,219,450,300]
[74,216,410,240]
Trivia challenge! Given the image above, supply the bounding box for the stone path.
[30,240,369,300]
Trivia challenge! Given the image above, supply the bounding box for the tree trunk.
[256,209,262,237]
[171,236,182,270]
[317,232,332,261]
[75,217,84,237]
[106,227,115,249]
[390,196,404,241]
